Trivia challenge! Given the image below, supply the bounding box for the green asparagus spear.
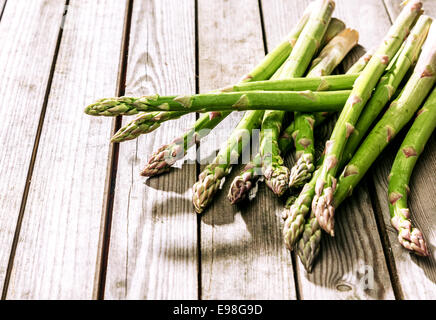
[290,28,358,189]
[111,111,188,143]
[387,88,436,256]
[85,90,350,116]
[225,74,358,92]
[111,73,357,143]
[313,0,422,236]
[345,49,374,74]
[260,0,335,196]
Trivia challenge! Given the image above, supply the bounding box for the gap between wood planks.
[95,0,134,300]
[0,0,7,22]
[194,0,202,301]
[256,0,302,300]
[0,0,70,300]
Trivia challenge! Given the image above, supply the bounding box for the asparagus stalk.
[278,0,335,77]
[260,0,335,196]
[296,209,322,272]
[192,110,264,213]
[85,90,350,116]
[342,15,432,164]
[284,168,321,252]
[140,11,346,177]
[289,29,358,189]
[260,107,290,196]
[225,73,358,92]
[345,49,374,74]
[290,16,433,269]
[111,74,358,143]
[387,88,436,257]
[111,111,188,143]
[228,112,330,204]
[312,0,422,236]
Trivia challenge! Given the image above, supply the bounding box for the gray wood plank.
[295,0,395,300]
[264,0,395,300]
[5,0,128,299]
[371,0,436,300]
[104,0,198,300]
[0,0,66,294]
[199,0,296,300]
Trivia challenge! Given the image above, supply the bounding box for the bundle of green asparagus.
[84,0,435,272]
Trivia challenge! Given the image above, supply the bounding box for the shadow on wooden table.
[144,164,196,193]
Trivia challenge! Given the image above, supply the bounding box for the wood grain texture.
[104,0,198,300]
[280,0,395,299]
[199,0,296,300]
[0,0,66,294]
[5,0,127,299]
[372,0,436,299]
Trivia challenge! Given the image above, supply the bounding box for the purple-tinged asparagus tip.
[313,187,335,237]
[392,212,429,256]
[264,165,290,197]
[228,176,253,204]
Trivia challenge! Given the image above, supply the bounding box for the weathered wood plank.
[0,0,66,294]
[371,0,436,300]
[274,0,395,300]
[5,0,127,299]
[199,0,296,300]
[104,0,198,300]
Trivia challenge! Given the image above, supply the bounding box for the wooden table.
[0,0,435,300]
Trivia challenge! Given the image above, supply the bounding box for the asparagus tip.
[392,213,429,256]
[141,144,176,177]
[313,191,335,237]
[227,176,251,204]
[264,165,290,196]
[289,154,315,189]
